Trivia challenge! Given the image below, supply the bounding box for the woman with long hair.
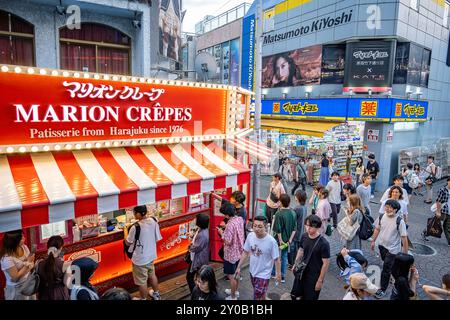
[36,235,72,300]
[379,186,409,224]
[308,184,323,215]
[0,230,34,300]
[390,253,419,300]
[191,265,223,300]
[186,213,210,294]
[355,157,365,187]
[271,53,298,87]
[319,153,330,186]
[341,194,364,250]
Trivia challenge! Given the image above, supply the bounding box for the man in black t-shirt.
[366,154,380,197]
[291,215,330,300]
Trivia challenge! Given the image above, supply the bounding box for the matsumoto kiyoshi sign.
[263,10,353,45]
[0,72,230,147]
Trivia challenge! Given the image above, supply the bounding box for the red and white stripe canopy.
[0,143,250,232]
[228,136,273,163]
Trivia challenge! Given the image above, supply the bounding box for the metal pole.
[251,0,263,219]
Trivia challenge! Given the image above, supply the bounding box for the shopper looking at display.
[70,257,99,300]
[356,174,372,216]
[366,154,380,198]
[319,153,330,186]
[125,205,163,300]
[0,230,35,300]
[214,191,247,235]
[235,216,281,300]
[217,201,244,300]
[355,157,365,187]
[186,213,210,293]
[36,235,72,300]
[266,173,286,225]
[326,172,344,229]
[191,265,223,300]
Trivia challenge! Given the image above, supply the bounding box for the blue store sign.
[262,98,428,122]
[262,99,348,120]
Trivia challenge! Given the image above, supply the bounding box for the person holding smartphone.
[0,230,35,300]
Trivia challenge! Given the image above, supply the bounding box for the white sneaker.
[225,295,238,300]
[370,195,375,199]
[225,289,240,297]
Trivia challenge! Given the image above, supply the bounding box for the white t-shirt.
[375,214,408,254]
[126,218,162,266]
[380,186,410,205]
[379,199,409,218]
[243,232,279,280]
[0,245,30,286]
[326,180,342,204]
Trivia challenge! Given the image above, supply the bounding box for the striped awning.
[0,143,250,232]
[228,136,273,163]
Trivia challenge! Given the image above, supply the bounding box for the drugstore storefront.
[260,97,428,183]
[0,65,271,298]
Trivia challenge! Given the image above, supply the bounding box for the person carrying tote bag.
[337,195,364,250]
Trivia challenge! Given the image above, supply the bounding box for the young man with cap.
[343,273,379,300]
[125,205,163,300]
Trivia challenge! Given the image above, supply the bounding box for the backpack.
[378,213,402,232]
[123,222,141,259]
[358,212,375,240]
[407,173,420,189]
[70,285,99,300]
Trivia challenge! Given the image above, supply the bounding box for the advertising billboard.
[321,44,346,84]
[159,0,182,62]
[262,44,322,88]
[343,41,396,93]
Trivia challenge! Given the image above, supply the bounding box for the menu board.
[170,198,183,215]
[40,221,67,241]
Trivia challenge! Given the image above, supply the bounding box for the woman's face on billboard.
[275,57,290,81]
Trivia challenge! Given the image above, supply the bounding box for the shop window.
[59,23,131,75]
[0,10,35,66]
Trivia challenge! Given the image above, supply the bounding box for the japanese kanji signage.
[390,99,428,122]
[0,72,230,146]
[262,98,348,121]
[343,41,395,93]
[346,99,392,122]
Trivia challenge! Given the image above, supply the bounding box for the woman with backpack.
[36,235,72,300]
[340,194,364,250]
[70,257,99,300]
[0,230,35,300]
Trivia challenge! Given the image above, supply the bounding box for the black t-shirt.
[321,158,329,168]
[299,234,330,278]
[191,287,224,300]
[366,161,380,178]
[293,206,306,241]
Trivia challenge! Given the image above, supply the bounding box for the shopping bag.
[336,216,360,241]
[425,216,443,238]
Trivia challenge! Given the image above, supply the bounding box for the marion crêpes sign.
[0,72,230,147]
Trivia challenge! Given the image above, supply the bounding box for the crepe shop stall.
[0,65,271,298]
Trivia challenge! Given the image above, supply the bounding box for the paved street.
[217,176,450,300]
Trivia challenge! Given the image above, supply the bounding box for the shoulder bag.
[337,214,360,241]
[20,259,42,296]
[292,235,322,281]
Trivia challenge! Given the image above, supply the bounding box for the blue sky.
[182,0,252,33]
